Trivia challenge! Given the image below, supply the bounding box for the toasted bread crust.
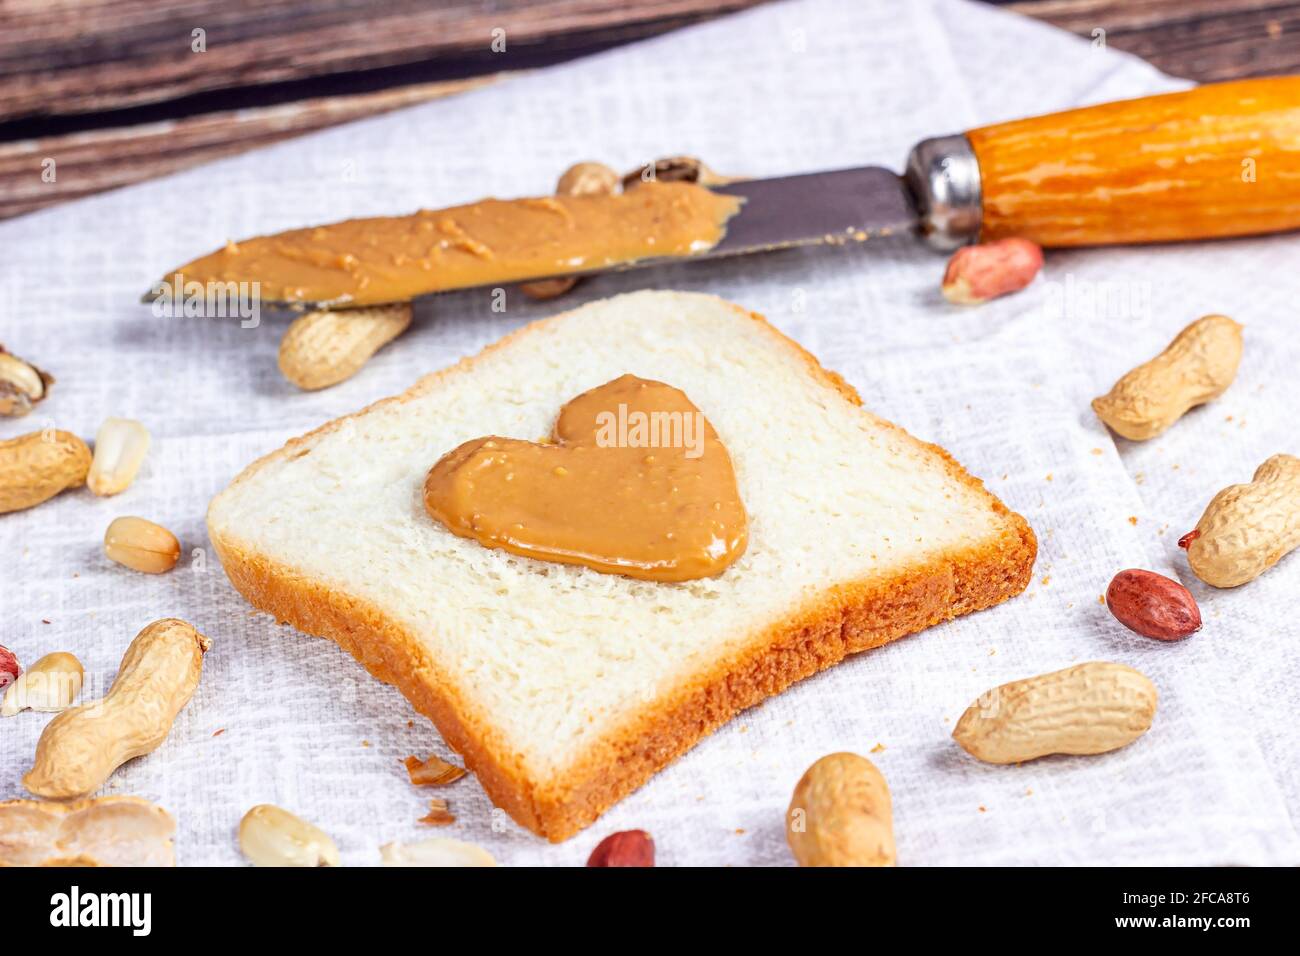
[208,294,1037,841]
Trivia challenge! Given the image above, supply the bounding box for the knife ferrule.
[903,134,983,251]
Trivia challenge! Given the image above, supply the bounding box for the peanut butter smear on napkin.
[158,182,742,307]
[424,375,749,583]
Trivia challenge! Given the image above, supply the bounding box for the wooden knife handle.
[967,76,1300,247]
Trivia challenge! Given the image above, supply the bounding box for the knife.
[149,76,1300,309]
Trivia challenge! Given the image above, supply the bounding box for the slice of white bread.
[208,290,1036,841]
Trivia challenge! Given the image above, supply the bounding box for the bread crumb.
[1025,788,1033,797]
[1128,516,1138,525]
[738,724,748,734]
[1045,473,1053,481]
[407,720,414,728]
[41,619,50,624]
[212,728,226,737]
[362,740,371,748]
[1267,19,1282,37]
[418,799,455,826]
[989,648,996,656]
[1099,594,1106,605]
[404,754,466,786]
[1225,414,1233,421]
[978,806,987,813]
[1090,448,1102,455]
[1040,575,1050,586]
[870,742,886,754]
[734,828,745,835]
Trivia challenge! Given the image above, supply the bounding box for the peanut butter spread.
[423,375,748,582]
[164,182,742,307]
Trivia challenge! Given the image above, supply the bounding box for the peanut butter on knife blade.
[157,182,742,307]
[424,375,748,583]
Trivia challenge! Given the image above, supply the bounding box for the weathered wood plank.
[0,0,771,121]
[1004,0,1287,32]
[1005,0,1300,80]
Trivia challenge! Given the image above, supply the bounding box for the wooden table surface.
[1,0,1297,221]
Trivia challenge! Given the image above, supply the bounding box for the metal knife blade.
[702,166,917,257]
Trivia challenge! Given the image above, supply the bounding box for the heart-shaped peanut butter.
[424,374,748,582]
